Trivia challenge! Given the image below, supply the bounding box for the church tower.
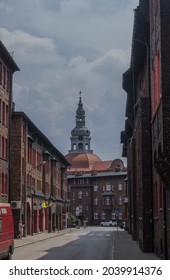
[68,91,93,154]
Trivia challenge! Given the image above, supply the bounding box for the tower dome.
[66,91,102,172]
[68,91,93,154]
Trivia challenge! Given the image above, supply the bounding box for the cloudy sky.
[0,0,139,162]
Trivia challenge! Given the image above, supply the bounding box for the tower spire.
[68,92,93,154]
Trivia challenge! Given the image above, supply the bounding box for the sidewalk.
[114,230,160,260]
[14,228,75,248]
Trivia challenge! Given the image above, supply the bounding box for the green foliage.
[68,213,77,227]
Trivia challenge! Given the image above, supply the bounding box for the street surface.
[13,226,120,260]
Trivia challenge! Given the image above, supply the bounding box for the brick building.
[121,0,170,259]
[66,93,127,225]
[0,41,19,204]
[10,112,70,237]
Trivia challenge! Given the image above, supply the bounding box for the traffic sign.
[114,208,120,215]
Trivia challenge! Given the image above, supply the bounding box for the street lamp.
[48,193,52,233]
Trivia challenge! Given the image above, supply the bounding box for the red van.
[0,203,14,260]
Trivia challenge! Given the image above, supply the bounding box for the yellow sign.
[41,202,47,209]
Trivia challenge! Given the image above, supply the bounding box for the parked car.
[100,221,117,227]
[0,203,14,259]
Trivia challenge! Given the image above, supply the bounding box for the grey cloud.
[1,0,139,161]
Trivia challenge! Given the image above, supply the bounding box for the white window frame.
[112,213,116,220]
[101,212,105,220]
[119,212,123,220]
[94,212,98,220]
[119,196,122,205]
[79,205,83,213]
[105,197,110,205]
[78,191,83,199]
[118,183,123,191]
[94,197,98,205]
[106,184,111,191]
[94,184,98,191]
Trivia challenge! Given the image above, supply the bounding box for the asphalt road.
[13,227,117,260]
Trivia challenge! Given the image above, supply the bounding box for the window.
[105,197,110,205]
[106,184,111,191]
[94,213,98,220]
[119,212,123,220]
[118,196,122,205]
[2,173,5,195]
[93,184,98,191]
[112,213,116,220]
[79,178,84,184]
[2,137,5,158]
[94,198,98,205]
[112,197,115,205]
[5,173,8,196]
[86,178,89,184]
[86,191,88,197]
[85,143,89,150]
[2,101,5,125]
[86,205,88,211]
[78,143,83,149]
[118,183,122,191]
[73,143,76,150]
[101,212,105,220]
[5,104,8,127]
[78,191,83,199]
[79,205,83,213]
[5,138,8,160]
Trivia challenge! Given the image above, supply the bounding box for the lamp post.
[31,189,35,236]
[48,193,52,233]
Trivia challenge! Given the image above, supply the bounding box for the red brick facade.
[122,0,170,259]
[0,41,19,204]
[10,112,70,237]
[67,160,127,226]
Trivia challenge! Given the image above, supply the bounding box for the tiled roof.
[65,153,127,174]
[92,160,112,171]
[65,153,102,172]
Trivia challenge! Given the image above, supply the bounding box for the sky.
[0,0,139,162]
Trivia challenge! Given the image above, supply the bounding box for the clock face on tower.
[79,136,83,140]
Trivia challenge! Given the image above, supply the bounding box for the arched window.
[85,143,89,150]
[73,143,76,150]
[78,143,83,149]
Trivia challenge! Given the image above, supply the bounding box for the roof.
[65,152,102,172]
[0,40,20,72]
[12,111,70,166]
[66,153,127,175]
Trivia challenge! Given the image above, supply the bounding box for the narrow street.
[13,227,118,260]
